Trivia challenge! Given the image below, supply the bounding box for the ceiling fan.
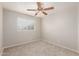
[27,2,54,16]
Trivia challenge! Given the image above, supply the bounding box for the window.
[17,17,35,31]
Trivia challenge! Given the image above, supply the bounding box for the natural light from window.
[17,17,35,31]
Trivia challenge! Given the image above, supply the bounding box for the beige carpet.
[2,41,79,56]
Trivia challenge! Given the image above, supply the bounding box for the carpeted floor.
[2,41,79,56]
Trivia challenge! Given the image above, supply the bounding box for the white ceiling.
[0,2,55,17]
[1,2,77,18]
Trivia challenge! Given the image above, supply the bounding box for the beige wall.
[0,5,3,55]
[77,3,79,51]
[42,3,78,51]
[3,9,41,48]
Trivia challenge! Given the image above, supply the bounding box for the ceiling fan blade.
[35,11,39,16]
[42,11,48,15]
[27,9,37,11]
[37,2,42,8]
[44,7,54,10]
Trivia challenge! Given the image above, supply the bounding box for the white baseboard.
[3,39,40,49]
[43,39,79,54]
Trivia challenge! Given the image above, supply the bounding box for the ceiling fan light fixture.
[26,2,54,16]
